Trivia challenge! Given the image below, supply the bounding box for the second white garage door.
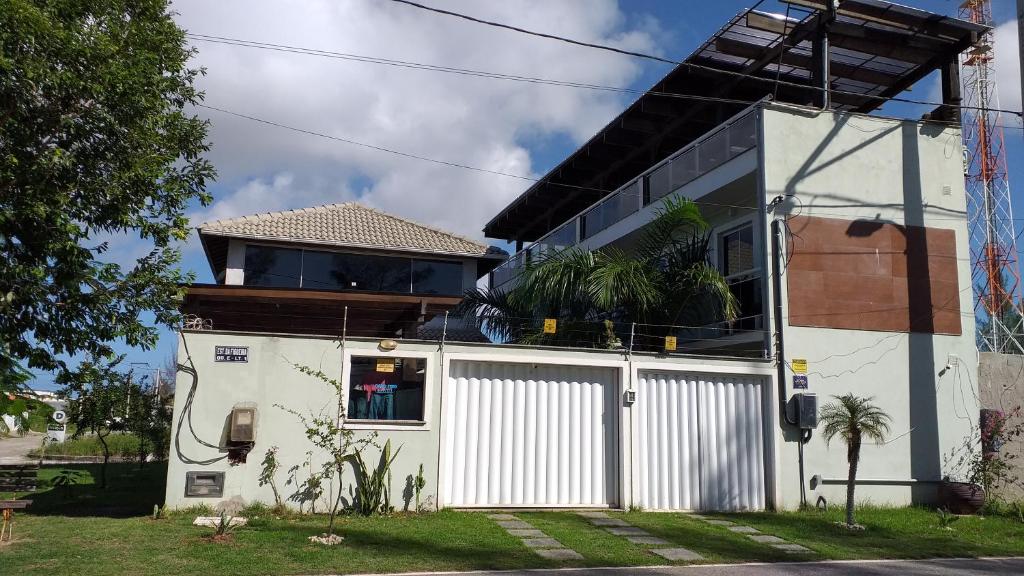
[442,360,618,507]
[636,371,767,511]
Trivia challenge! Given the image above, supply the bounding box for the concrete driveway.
[350,558,1024,576]
[0,431,44,464]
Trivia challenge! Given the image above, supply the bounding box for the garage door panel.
[444,361,617,507]
[638,371,766,512]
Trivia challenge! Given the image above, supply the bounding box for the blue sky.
[28,0,1024,389]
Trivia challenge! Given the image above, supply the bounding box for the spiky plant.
[819,394,892,527]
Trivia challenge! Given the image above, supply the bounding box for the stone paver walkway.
[485,513,583,561]
[576,511,704,563]
[689,514,814,555]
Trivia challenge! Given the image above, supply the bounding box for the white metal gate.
[636,371,766,511]
[443,360,618,507]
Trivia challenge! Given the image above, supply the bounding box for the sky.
[28,0,1024,389]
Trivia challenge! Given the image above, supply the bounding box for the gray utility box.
[185,471,225,497]
[793,393,818,429]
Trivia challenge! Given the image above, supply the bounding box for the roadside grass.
[619,506,1024,562]
[4,464,1024,575]
[27,432,140,458]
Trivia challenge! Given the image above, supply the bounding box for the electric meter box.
[229,403,257,443]
[185,471,225,497]
[794,393,818,430]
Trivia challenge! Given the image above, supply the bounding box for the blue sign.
[793,375,808,390]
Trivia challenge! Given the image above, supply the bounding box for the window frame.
[715,216,761,283]
[339,348,434,431]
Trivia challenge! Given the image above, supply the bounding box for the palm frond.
[818,394,892,447]
[589,248,662,317]
[636,196,708,261]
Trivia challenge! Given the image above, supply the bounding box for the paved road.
[0,431,44,464]
[348,558,1024,576]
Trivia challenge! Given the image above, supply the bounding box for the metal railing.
[491,106,759,290]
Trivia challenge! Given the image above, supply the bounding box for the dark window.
[243,245,301,287]
[721,224,755,276]
[302,250,411,292]
[347,356,426,422]
[719,223,762,329]
[412,260,463,295]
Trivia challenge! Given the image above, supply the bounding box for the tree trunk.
[846,434,861,526]
[98,430,110,489]
[327,462,343,536]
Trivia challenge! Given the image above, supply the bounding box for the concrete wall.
[979,352,1024,499]
[165,329,774,511]
[762,104,978,509]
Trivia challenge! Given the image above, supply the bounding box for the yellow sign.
[543,318,557,334]
[792,359,808,375]
[375,359,395,373]
[664,336,677,351]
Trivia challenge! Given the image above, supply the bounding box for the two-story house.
[186,202,506,339]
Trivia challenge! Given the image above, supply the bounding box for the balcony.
[491,107,759,289]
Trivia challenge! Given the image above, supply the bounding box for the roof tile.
[199,203,491,256]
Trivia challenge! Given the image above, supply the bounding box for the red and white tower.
[960,0,1022,352]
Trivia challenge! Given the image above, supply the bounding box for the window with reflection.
[243,245,301,287]
[412,259,463,294]
[719,222,763,330]
[347,356,426,422]
[302,250,411,292]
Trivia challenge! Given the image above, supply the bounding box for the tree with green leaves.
[819,394,892,528]
[124,375,172,467]
[1,0,214,384]
[459,197,738,348]
[58,355,132,489]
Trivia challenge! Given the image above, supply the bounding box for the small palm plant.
[819,394,892,528]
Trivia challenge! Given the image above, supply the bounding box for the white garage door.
[636,371,766,511]
[443,360,618,507]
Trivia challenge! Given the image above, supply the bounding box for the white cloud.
[172,0,659,246]
[993,19,1022,118]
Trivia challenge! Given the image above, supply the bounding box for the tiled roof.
[198,202,492,257]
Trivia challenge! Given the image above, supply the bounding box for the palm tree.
[459,197,738,349]
[819,394,892,527]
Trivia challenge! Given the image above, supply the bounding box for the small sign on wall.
[664,336,677,351]
[215,346,248,362]
[543,318,557,334]
[792,358,807,374]
[793,375,809,390]
[375,358,396,373]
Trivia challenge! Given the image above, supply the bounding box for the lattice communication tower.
[960,0,1022,352]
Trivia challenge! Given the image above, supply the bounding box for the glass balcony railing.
[491,106,759,289]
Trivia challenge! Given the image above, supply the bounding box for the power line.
[381,0,682,66]
[381,0,1024,118]
[199,103,1024,222]
[185,33,754,106]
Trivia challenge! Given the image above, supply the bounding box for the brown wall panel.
[786,215,961,335]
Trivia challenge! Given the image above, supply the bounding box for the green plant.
[458,197,738,348]
[213,512,237,538]
[945,407,1024,498]
[937,508,960,530]
[258,446,284,508]
[414,463,427,512]
[278,364,377,536]
[57,355,134,489]
[350,439,402,516]
[52,468,84,499]
[819,394,892,528]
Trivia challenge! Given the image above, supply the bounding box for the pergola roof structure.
[483,0,986,242]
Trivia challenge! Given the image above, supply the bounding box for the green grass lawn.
[3,465,1024,575]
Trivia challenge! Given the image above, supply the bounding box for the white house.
[165,1,985,512]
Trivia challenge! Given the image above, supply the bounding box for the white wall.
[165,329,774,511]
[761,105,978,509]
